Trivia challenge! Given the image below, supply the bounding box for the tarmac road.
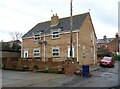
[60,61,119,87]
[2,61,119,88]
[2,70,75,87]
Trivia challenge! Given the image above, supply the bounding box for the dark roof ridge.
[36,12,89,24]
[58,12,89,20]
[98,37,120,40]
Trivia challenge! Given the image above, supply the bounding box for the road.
[60,61,118,87]
[2,61,119,88]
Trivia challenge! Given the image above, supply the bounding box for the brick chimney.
[103,35,107,40]
[115,33,119,38]
[51,13,59,27]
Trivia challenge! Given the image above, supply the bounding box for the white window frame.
[33,48,40,57]
[52,47,60,57]
[24,48,28,58]
[52,31,60,39]
[34,33,41,41]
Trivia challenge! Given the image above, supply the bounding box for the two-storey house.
[21,12,97,66]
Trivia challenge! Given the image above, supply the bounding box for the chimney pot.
[103,35,107,40]
[55,13,57,16]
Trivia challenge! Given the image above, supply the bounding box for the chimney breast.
[51,13,59,27]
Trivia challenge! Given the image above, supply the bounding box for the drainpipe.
[93,32,95,65]
[76,30,79,62]
[21,46,22,58]
[44,34,46,61]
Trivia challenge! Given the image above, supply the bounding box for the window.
[34,33,40,41]
[33,48,40,57]
[52,47,60,57]
[52,31,59,39]
[24,48,28,58]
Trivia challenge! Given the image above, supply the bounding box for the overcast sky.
[0,0,119,42]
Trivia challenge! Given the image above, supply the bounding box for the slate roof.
[97,37,120,44]
[22,12,89,38]
[97,38,114,43]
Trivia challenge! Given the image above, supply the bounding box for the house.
[97,33,120,55]
[21,12,97,66]
[0,40,21,67]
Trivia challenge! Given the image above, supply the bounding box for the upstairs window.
[52,47,60,57]
[33,48,40,57]
[34,33,40,41]
[52,31,60,39]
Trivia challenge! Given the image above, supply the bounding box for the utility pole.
[118,36,119,55]
[70,0,73,58]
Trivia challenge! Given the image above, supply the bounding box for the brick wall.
[78,14,97,65]
[2,51,20,58]
[2,51,20,65]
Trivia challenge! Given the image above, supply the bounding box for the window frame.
[52,47,60,57]
[52,31,60,39]
[34,33,41,41]
[33,48,40,57]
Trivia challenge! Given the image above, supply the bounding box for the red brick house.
[21,12,97,66]
[97,33,120,54]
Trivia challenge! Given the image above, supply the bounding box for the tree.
[9,31,23,41]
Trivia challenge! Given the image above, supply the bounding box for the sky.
[0,0,119,42]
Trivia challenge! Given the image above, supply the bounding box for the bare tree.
[9,31,23,41]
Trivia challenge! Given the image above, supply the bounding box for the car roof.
[103,56,112,59]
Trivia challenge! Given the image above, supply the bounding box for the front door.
[68,47,74,57]
[24,49,28,58]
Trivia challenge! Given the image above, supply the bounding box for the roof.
[97,38,114,44]
[0,40,21,52]
[97,37,120,44]
[22,12,89,38]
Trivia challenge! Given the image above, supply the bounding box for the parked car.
[100,56,115,67]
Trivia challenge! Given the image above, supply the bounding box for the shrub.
[114,55,120,61]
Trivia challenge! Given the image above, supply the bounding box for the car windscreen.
[103,57,112,61]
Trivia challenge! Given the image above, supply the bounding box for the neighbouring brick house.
[21,12,97,66]
[97,33,120,54]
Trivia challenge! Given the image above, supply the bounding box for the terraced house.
[21,12,97,66]
[97,33,120,54]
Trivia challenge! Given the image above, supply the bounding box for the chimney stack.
[51,13,59,27]
[103,35,107,40]
[115,33,119,38]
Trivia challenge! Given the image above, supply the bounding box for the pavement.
[90,63,101,71]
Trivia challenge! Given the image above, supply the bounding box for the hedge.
[114,55,120,61]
